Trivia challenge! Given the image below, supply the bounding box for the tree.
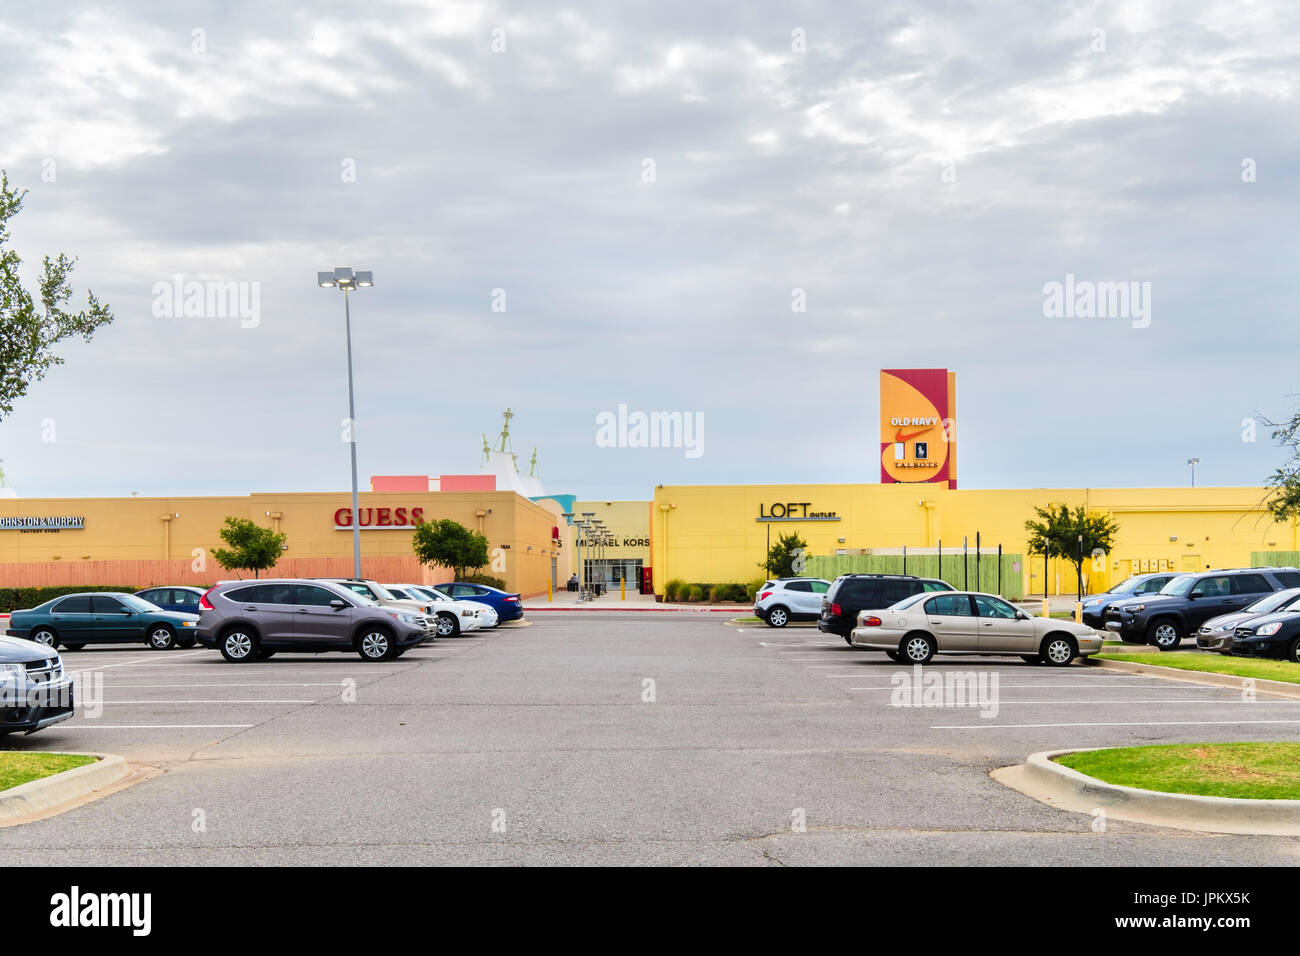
[760,531,808,578]
[211,517,285,579]
[412,518,489,580]
[1024,504,1119,595]
[1262,412,1300,522]
[0,171,114,418]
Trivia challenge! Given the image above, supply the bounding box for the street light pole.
[318,267,374,580]
[1187,457,1200,487]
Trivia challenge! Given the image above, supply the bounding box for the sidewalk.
[528,588,747,613]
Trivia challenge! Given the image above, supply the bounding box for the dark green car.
[6,592,201,651]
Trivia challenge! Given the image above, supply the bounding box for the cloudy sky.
[0,0,1296,501]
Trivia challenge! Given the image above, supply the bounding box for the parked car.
[1196,587,1300,653]
[850,590,1103,665]
[818,574,954,642]
[135,586,206,615]
[397,584,499,629]
[1228,609,1300,662]
[1103,567,1299,650]
[315,578,432,615]
[0,639,74,736]
[7,592,201,650]
[1079,573,1179,629]
[434,583,524,623]
[196,579,431,662]
[384,584,490,636]
[754,578,831,628]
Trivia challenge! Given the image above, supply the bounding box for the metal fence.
[803,551,1025,600]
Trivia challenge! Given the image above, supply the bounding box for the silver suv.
[755,578,831,628]
[0,638,74,736]
[196,579,432,662]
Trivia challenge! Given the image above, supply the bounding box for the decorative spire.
[495,408,514,453]
[527,447,538,477]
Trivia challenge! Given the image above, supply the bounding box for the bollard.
[1074,601,1083,623]
[547,578,553,603]
[621,577,626,600]
[1041,598,1050,618]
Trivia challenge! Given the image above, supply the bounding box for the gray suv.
[0,637,74,736]
[196,579,432,662]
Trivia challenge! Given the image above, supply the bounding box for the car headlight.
[1123,605,1144,614]
[1083,599,1101,608]
[389,612,422,626]
[180,620,197,627]
[0,663,25,685]
[461,610,474,617]
[1255,622,1283,637]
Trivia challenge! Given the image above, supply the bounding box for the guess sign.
[333,507,425,529]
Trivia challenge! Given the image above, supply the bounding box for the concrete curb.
[1090,656,1300,700]
[997,748,1300,835]
[0,753,128,822]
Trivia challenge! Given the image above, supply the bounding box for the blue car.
[435,583,523,622]
[1080,572,1179,629]
[135,586,206,615]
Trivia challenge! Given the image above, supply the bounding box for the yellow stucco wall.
[0,490,562,596]
[650,483,1295,596]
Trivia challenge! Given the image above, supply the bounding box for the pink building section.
[370,475,497,493]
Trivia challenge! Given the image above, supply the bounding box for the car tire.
[900,633,935,664]
[147,624,177,650]
[1040,634,1077,666]
[357,628,397,662]
[30,627,57,648]
[435,613,459,638]
[61,642,85,651]
[766,606,790,628]
[255,649,276,660]
[1147,619,1183,651]
[885,650,903,662]
[1289,637,1300,664]
[219,627,257,663]
[1020,654,1041,664]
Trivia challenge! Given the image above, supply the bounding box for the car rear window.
[1272,571,1300,588]
[1230,573,1271,595]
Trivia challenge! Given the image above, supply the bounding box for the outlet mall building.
[0,375,1295,599]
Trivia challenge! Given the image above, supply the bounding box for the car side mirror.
[1016,611,1030,621]
[330,599,347,609]
[1188,590,1201,600]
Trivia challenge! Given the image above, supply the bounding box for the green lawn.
[0,753,96,793]
[1057,743,1300,799]
[1097,651,1300,684]
[733,616,762,623]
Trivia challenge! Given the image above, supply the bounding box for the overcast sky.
[0,0,1296,501]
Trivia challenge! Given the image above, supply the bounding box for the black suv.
[1103,567,1300,651]
[818,574,954,642]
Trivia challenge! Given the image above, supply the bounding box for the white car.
[849,590,1104,665]
[386,584,495,635]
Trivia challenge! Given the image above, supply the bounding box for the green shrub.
[0,586,140,614]
[720,582,749,602]
[687,584,705,602]
[463,573,507,590]
[664,578,686,602]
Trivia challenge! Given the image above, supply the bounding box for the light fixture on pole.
[1187,457,1200,487]
[317,266,375,578]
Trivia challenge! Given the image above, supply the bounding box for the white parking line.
[96,699,318,704]
[932,719,1300,729]
[60,724,256,729]
[98,683,348,688]
[849,682,1237,690]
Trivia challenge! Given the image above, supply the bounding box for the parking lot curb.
[0,752,129,824]
[993,748,1300,836]
[1089,657,1300,699]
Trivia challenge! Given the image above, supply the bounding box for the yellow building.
[0,490,569,597]
[572,501,652,590]
[650,483,1296,598]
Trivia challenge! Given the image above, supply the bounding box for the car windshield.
[366,582,397,601]
[120,594,157,611]
[1108,576,1145,594]
[1246,590,1300,614]
[1160,575,1196,596]
[347,590,379,607]
[410,587,446,602]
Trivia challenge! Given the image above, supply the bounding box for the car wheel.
[1289,637,1300,664]
[900,633,935,664]
[435,613,458,637]
[1040,634,1077,666]
[766,606,790,628]
[61,642,85,651]
[147,624,177,650]
[357,628,397,662]
[1020,654,1041,664]
[844,635,854,646]
[219,628,257,663]
[255,649,276,660]
[1147,620,1182,651]
[30,627,56,648]
[885,650,903,662]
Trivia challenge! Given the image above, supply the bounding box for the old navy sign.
[757,502,840,522]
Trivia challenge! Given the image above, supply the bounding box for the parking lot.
[2,612,1299,865]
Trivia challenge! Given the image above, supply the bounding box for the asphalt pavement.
[1,613,1298,865]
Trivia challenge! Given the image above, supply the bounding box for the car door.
[922,594,978,650]
[229,584,296,645]
[49,595,94,642]
[91,595,146,642]
[974,595,1038,653]
[1185,575,1236,630]
[782,580,813,616]
[809,580,830,615]
[292,585,354,645]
